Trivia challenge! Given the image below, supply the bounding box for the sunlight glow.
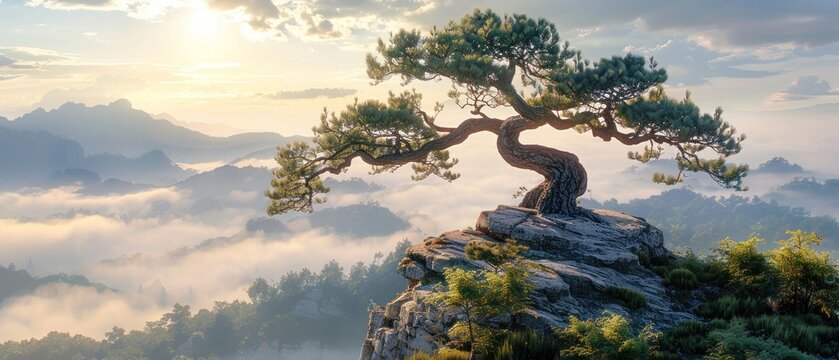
[187,8,220,39]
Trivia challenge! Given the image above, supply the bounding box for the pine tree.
[266,9,747,216]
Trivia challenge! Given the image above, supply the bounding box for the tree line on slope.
[580,188,839,253]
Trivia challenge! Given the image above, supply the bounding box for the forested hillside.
[581,189,839,253]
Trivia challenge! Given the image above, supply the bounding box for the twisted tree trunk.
[497,116,588,216]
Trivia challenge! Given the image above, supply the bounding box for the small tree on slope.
[267,9,747,217]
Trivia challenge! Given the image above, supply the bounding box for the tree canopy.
[267,9,747,216]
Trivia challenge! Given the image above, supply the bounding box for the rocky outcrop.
[359,206,699,360]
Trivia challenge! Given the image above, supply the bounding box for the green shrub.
[555,312,661,359]
[650,251,727,287]
[634,249,652,268]
[492,330,561,360]
[715,236,779,298]
[671,251,706,275]
[665,268,698,290]
[465,240,528,272]
[408,348,470,360]
[664,315,839,358]
[698,295,767,320]
[772,230,839,317]
[651,265,670,278]
[705,320,814,360]
[745,315,839,356]
[659,320,710,356]
[606,286,647,310]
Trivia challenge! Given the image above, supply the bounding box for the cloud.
[28,75,148,110]
[23,0,352,40]
[206,0,280,32]
[622,38,781,86]
[0,55,15,67]
[408,1,839,51]
[20,0,839,53]
[0,186,184,219]
[767,75,839,102]
[0,74,23,81]
[0,283,170,342]
[0,215,243,276]
[296,8,343,38]
[207,0,278,18]
[31,87,112,109]
[32,0,112,7]
[310,0,436,18]
[633,1,839,49]
[25,0,186,20]
[0,47,75,63]
[262,87,357,100]
[0,221,418,340]
[0,205,421,340]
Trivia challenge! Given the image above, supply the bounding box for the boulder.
[359,206,697,360]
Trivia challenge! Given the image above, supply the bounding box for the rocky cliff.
[359,206,699,360]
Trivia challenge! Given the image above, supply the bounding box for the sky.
[1,0,838,136]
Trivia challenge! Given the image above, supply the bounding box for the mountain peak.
[57,102,86,112]
[755,157,806,174]
[109,98,133,109]
[9,100,293,162]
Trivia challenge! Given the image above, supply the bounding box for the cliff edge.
[359,206,699,360]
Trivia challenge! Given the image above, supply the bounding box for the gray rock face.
[359,206,697,360]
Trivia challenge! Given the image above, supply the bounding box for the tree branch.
[308,117,503,181]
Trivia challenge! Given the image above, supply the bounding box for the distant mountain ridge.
[580,188,839,252]
[0,126,85,188]
[752,157,807,174]
[6,99,305,162]
[0,264,111,304]
[82,149,194,185]
[0,125,193,189]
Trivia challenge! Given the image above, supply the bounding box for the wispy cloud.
[623,38,781,86]
[0,74,23,81]
[0,55,15,67]
[25,0,186,20]
[766,75,839,102]
[261,87,357,100]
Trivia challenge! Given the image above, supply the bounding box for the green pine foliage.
[268,9,748,216]
[418,313,662,360]
[427,243,533,358]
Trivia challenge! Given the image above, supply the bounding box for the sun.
[187,8,221,39]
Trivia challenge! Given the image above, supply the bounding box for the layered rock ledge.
[359,206,698,360]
